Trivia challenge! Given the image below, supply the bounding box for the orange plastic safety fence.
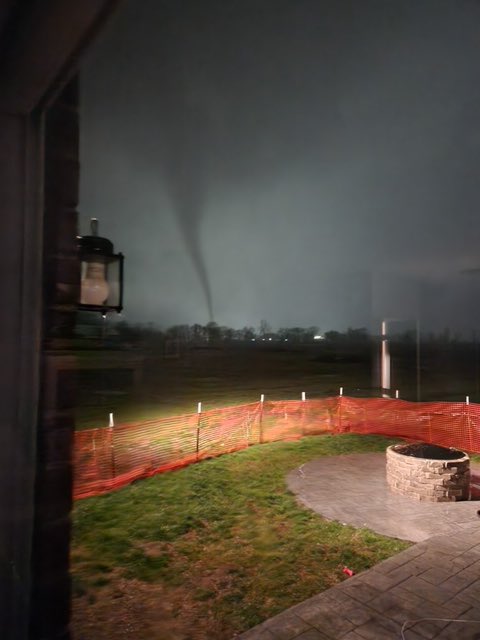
[337,397,480,452]
[259,399,337,443]
[197,403,262,459]
[73,396,480,500]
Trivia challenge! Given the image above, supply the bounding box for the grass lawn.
[72,433,410,640]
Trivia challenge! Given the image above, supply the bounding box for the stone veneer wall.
[386,445,470,502]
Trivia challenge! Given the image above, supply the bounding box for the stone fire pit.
[386,443,470,502]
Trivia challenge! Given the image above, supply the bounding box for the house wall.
[29,78,80,640]
[0,3,122,639]
[0,110,43,640]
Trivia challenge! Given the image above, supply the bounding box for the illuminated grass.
[74,344,480,429]
[74,349,372,429]
[72,434,410,637]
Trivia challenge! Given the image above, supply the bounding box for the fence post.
[338,389,343,433]
[109,423,116,482]
[259,394,265,443]
[466,397,474,453]
[301,392,306,436]
[196,402,202,461]
[92,431,98,485]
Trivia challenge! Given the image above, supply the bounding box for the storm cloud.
[79,0,480,333]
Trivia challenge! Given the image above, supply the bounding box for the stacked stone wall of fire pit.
[386,444,470,502]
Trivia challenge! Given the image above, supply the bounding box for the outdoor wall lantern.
[78,218,124,315]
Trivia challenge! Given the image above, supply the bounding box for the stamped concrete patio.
[236,453,480,640]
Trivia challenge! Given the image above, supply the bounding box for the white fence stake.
[395,390,399,399]
[339,387,343,396]
[108,413,116,477]
[196,402,202,459]
[259,394,265,443]
[466,396,470,405]
[301,391,306,402]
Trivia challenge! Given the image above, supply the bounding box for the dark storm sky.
[80,0,480,333]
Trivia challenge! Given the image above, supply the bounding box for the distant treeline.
[76,314,471,347]
[121,321,324,344]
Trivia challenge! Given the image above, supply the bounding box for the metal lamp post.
[381,319,391,397]
[380,317,421,401]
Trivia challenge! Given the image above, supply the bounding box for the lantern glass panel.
[79,253,123,312]
[80,256,109,306]
[105,255,123,308]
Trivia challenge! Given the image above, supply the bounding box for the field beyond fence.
[73,396,480,500]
